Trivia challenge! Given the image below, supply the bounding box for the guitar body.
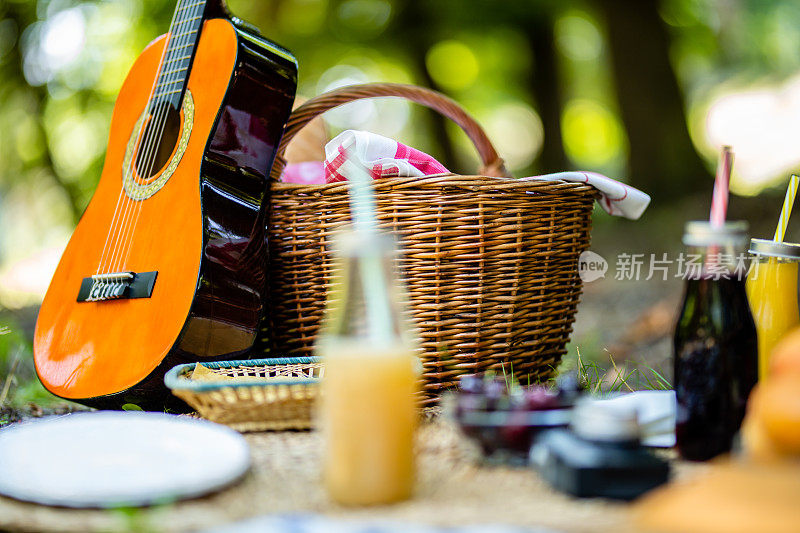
[33,11,297,410]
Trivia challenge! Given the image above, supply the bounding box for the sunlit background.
[3,0,800,391]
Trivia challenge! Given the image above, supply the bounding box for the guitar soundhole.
[133,103,181,180]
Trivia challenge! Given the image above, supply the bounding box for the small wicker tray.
[164,357,323,432]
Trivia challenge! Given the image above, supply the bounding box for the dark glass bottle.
[673,221,758,461]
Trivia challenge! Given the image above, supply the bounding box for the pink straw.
[710,146,733,228]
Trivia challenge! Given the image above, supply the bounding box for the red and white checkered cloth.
[325,130,449,182]
[281,130,448,185]
[281,130,650,219]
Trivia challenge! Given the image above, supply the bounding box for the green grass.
[113,501,175,533]
[572,347,671,393]
[0,319,78,412]
[495,347,671,394]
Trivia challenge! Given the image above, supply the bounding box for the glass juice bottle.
[745,239,800,379]
[673,221,758,461]
[316,231,418,506]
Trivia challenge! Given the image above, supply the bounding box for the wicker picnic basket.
[260,83,598,405]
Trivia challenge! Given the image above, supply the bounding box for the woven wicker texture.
[170,360,323,432]
[260,84,597,404]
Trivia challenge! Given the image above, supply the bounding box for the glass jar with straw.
[315,149,419,506]
[746,174,800,380]
[673,146,758,461]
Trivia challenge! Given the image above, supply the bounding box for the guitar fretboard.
[150,0,207,109]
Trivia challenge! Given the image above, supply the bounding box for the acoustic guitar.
[33,0,297,410]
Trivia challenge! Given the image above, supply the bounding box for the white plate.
[0,411,250,508]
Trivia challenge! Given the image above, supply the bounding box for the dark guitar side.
[79,20,297,411]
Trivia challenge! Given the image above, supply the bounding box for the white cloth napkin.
[520,171,651,220]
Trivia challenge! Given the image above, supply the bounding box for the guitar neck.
[151,0,215,109]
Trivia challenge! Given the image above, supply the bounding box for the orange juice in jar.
[316,231,418,506]
[746,239,800,379]
[319,340,417,505]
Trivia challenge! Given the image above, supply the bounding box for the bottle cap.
[571,399,641,443]
[749,238,800,260]
[682,221,749,247]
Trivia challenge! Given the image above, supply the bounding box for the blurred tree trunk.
[397,1,567,174]
[390,2,458,171]
[597,0,708,202]
[521,12,567,172]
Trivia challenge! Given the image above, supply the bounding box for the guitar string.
[103,1,204,277]
[104,1,201,276]
[116,3,205,273]
[94,0,183,276]
[107,3,198,276]
[95,3,186,277]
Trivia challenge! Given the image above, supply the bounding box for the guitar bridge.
[77,271,158,302]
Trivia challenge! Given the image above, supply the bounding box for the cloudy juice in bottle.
[320,340,416,505]
[317,232,418,505]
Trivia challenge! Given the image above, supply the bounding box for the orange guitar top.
[34,19,238,399]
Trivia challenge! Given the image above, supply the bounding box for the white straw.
[346,158,379,235]
[344,150,393,343]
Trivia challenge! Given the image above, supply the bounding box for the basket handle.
[270,83,509,181]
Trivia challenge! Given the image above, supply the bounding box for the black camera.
[530,399,670,500]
